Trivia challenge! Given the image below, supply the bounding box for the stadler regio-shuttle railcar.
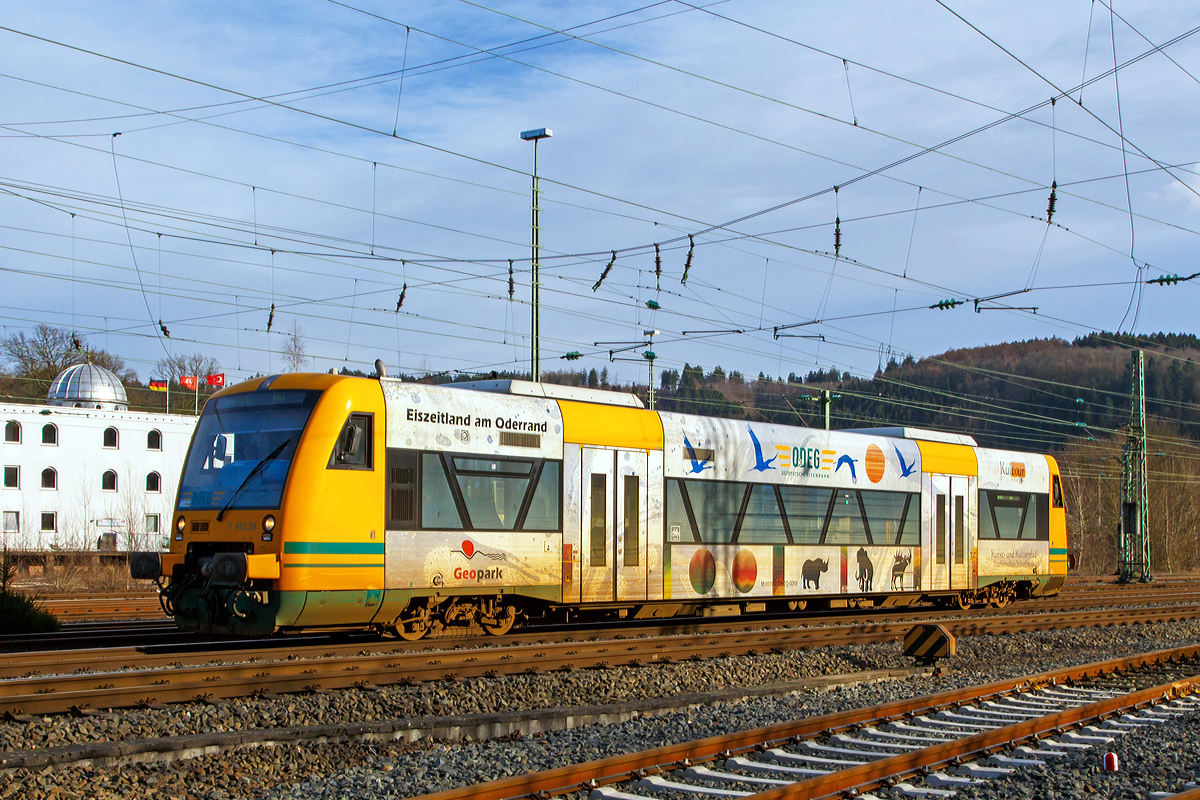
[131,371,1068,638]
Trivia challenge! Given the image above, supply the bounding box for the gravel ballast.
[5,618,1200,799]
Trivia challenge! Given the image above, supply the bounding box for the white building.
[1,364,198,552]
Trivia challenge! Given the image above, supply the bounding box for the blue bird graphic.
[747,427,777,472]
[835,454,859,481]
[683,434,713,474]
[894,445,917,478]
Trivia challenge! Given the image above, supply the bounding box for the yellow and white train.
[131,371,1068,638]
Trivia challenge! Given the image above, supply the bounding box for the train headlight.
[175,515,186,533]
[262,515,275,541]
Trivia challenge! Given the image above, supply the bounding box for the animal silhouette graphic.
[894,445,917,478]
[835,454,859,481]
[682,434,713,474]
[801,558,828,589]
[748,427,777,472]
[855,547,874,592]
[891,551,912,590]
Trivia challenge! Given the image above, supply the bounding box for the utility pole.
[644,330,657,410]
[1119,349,1151,582]
[819,389,832,430]
[520,128,551,382]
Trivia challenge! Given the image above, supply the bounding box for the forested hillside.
[534,331,1200,576]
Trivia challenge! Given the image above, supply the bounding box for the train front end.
[130,373,362,636]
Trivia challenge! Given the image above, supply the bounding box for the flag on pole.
[180,375,198,391]
[206,374,225,387]
[149,380,168,392]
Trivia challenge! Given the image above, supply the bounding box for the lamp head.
[520,128,552,141]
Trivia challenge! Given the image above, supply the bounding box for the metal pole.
[822,389,831,430]
[530,139,541,383]
[1119,349,1152,582]
[1135,350,1151,581]
[647,331,655,410]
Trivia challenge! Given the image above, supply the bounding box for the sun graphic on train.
[454,539,506,560]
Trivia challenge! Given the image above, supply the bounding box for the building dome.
[47,362,129,410]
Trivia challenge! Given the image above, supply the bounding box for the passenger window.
[665,479,696,543]
[623,475,639,566]
[859,491,917,546]
[936,495,946,564]
[330,414,372,469]
[737,485,789,544]
[522,461,561,531]
[778,486,832,545]
[982,491,1040,540]
[421,454,462,529]
[452,457,531,530]
[590,474,606,566]
[825,490,870,545]
[683,481,744,543]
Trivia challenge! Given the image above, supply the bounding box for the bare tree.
[154,352,221,383]
[1,323,136,383]
[281,319,309,372]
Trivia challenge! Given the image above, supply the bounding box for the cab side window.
[329,413,373,470]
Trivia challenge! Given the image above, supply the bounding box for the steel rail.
[5,580,1197,666]
[4,604,1200,716]
[407,644,1200,800]
[6,601,1199,683]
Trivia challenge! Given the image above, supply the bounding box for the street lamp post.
[520,127,552,383]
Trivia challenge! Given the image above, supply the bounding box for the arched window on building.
[42,424,58,445]
[146,472,161,493]
[103,427,119,449]
[3,420,19,443]
[41,468,57,490]
[102,470,118,492]
[147,429,162,451]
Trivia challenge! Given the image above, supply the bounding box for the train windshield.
[177,390,321,511]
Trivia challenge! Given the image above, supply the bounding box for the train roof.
[447,379,646,409]
[846,426,978,446]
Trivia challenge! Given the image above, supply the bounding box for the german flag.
[149,380,168,392]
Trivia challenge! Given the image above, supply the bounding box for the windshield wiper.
[216,438,291,521]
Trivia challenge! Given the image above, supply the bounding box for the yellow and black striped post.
[904,624,955,665]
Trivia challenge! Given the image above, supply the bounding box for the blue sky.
[3,1,1200,385]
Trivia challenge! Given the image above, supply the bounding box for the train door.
[615,449,648,602]
[580,447,614,603]
[579,447,648,603]
[927,474,969,591]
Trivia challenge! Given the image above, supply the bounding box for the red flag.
[206,373,225,387]
[180,375,198,391]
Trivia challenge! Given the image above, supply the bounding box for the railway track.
[34,591,166,622]
[408,644,1200,800]
[14,573,1200,624]
[6,575,1197,655]
[5,602,1200,716]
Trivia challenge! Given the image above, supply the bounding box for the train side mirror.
[338,421,362,462]
[213,434,228,464]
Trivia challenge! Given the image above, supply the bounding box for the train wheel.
[483,605,516,636]
[396,619,430,641]
[992,591,1011,609]
[954,592,973,611]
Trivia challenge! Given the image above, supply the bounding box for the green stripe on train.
[284,542,386,555]
[1050,547,1068,554]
